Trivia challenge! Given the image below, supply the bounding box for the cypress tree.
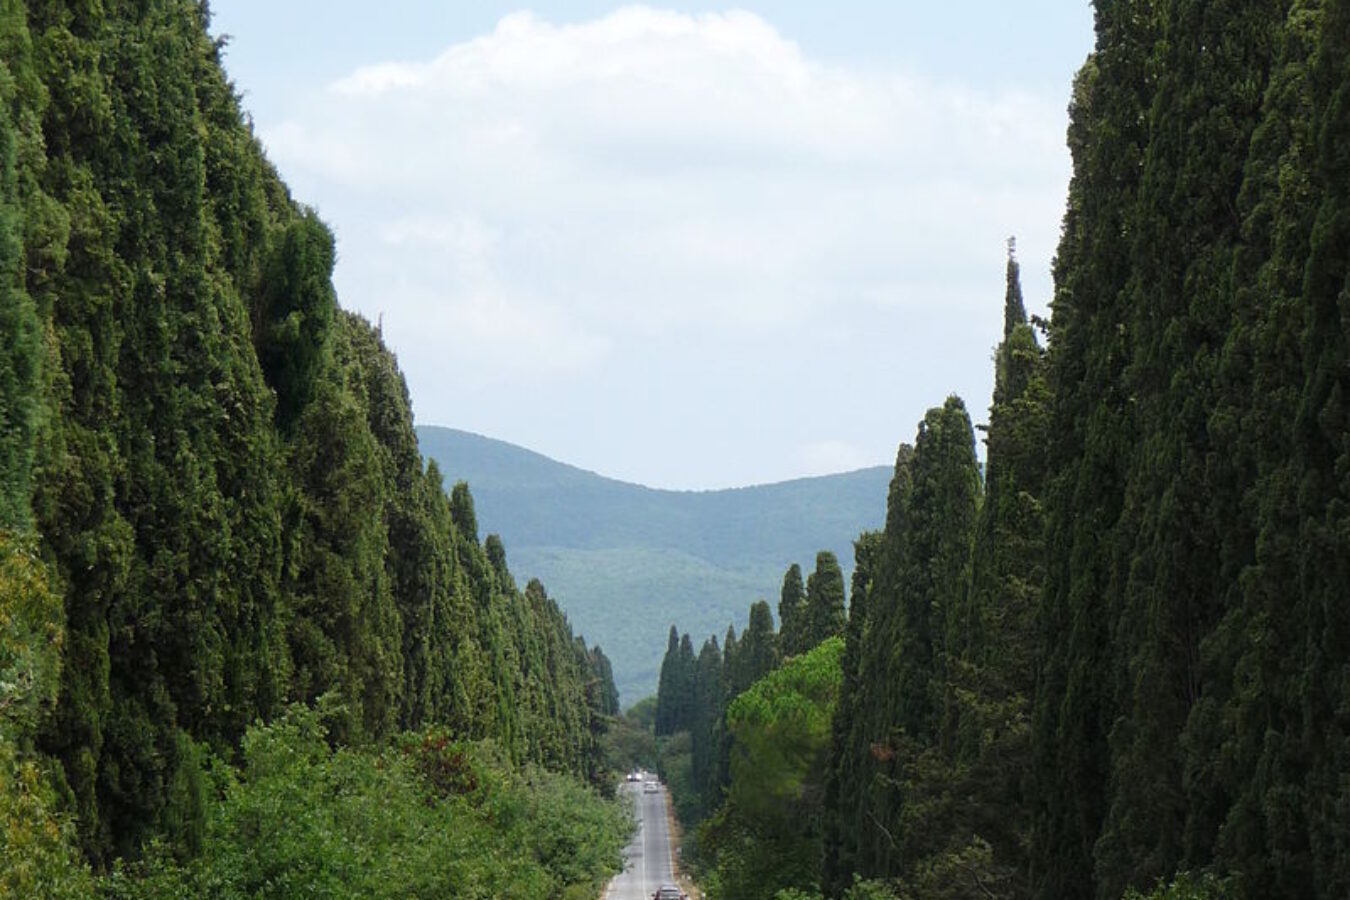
[1029,5,1156,893]
[961,243,1047,694]
[722,624,739,697]
[655,626,682,736]
[691,636,724,814]
[589,645,620,719]
[779,563,806,656]
[822,530,882,897]
[676,632,696,733]
[449,481,479,544]
[258,210,336,432]
[827,399,980,886]
[1088,3,1279,893]
[802,550,847,651]
[738,600,781,692]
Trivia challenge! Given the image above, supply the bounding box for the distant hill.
[416,426,891,704]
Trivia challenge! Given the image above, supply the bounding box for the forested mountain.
[655,2,1350,884]
[418,425,890,703]
[0,1,624,893]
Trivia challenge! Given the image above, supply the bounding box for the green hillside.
[417,426,891,703]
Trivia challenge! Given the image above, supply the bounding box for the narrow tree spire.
[1003,236,1026,339]
[779,563,806,655]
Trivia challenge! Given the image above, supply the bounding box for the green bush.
[101,706,631,899]
[0,532,95,899]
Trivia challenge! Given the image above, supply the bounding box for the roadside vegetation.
[0,2,628,894]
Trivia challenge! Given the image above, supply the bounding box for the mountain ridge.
[415,425,892,703]
[423,425,890,495]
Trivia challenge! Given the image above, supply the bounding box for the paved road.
[604,781,680,900]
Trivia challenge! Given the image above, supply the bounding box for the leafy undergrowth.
[98,705,632,899]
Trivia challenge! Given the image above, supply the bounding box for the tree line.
[655,4,1350,897]
[0,0,624,892]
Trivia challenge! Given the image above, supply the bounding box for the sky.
[208,2,1095,490]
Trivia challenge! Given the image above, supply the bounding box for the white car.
[643,781,660,793]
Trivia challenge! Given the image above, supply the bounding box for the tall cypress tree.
[690,636,724,813]
[655,626,682,736]
[589,645,620,719]
[675,633,696,733]
[802,550,847,651]
[822,530,882,897]
[738,600,781,692]
[826,399,980,886]
[779,563,806,657]
[1029,5,1156,893]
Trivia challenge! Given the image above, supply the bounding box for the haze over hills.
[417,426,891,703]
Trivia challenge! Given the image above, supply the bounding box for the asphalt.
[603,780,680,900]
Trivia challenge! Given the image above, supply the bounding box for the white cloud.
[257,5,1073,484]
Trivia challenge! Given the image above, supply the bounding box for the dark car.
[653,884,687,900]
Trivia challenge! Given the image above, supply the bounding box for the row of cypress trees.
[662,3,1350,892]
[0,0,616,870]
[834,1,1350,896]
[653,552,849,824]
[822,253,1046,898]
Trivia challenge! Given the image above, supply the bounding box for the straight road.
[604,780,681,900]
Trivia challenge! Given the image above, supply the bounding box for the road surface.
[604,780,680,900]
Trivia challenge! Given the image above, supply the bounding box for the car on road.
[643,781,660,793]
[626,770,641,782]
[652,884,687,900]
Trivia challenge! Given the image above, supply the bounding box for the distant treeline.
[0,1,622,893]
[654,2,1350,898]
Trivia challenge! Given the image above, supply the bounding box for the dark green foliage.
[257,210,335,432]
[22,0,295,858]
[97,707,631,899]
[876,401,980,747]
[655,596,793,837]
[802,551,847,652]
[1021,2,1350,897]
[821,530,882,898]
[903,248,1049,897]
[1,529,96,897]
[655,625,685,736]
[736,599,781,692]
[590,644,621,719]
[697,637,844,900]
[450,479,479,543]
[779,563,807,656]
[823,400,981,890]
[1028,9,1157,888]
[676,633,696,724]
[670,5,1350,899]
[1025,2,1350,897]
[0,7,42,532]
[690,636,723,816]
